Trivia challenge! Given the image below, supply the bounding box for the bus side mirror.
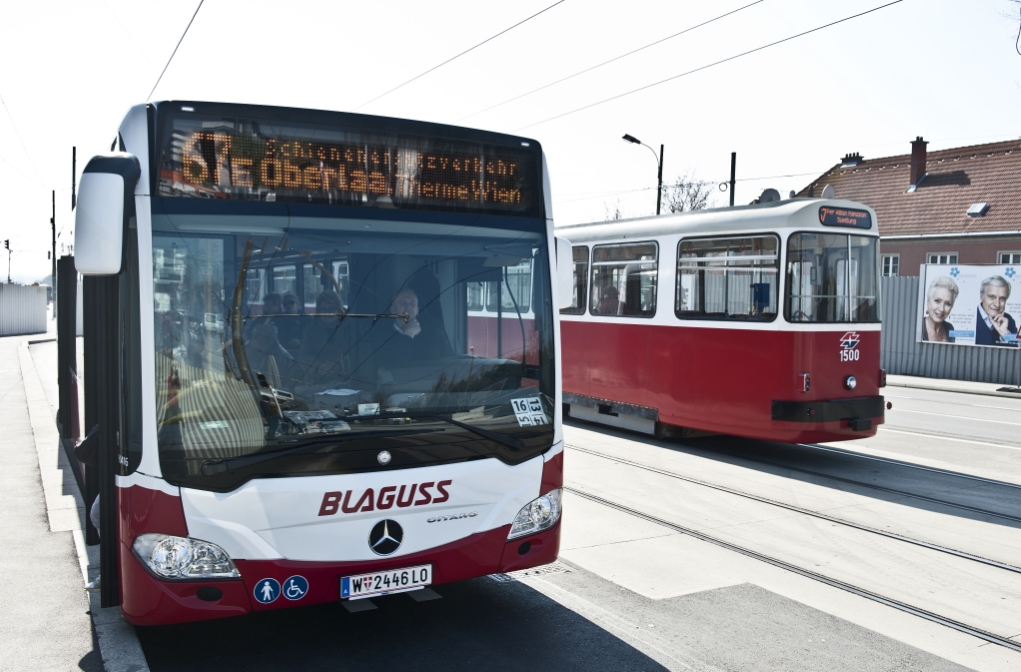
[75,153,140,276]
[555,237,574,309]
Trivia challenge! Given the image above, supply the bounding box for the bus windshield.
[785,232,880,323]
[151,202,554,491]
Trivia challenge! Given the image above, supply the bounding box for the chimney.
[910,136,928,186]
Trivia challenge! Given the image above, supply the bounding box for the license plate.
[341,564,432,600]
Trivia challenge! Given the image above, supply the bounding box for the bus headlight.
[132,533,241,580]
[508,488,562,540]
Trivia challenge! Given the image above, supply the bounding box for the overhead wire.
[353,0,567,111]
[554,169,829,205]
[457,0,766,122]
[0,91,44,184]
[515,0,906,131]
[147,0,204,101]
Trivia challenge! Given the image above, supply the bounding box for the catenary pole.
[729,152,737,207]
[656,144,664,216]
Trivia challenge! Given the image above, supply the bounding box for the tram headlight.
[132,533,241,580]
[508,488,562,540]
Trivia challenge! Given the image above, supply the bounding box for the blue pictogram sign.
[254,578,281,604]
[282,575,309,601]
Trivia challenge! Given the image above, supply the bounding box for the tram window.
[302,264,323,310]
[590,242,658,317]
[272,264,297,298]
[676,236,778,321]
[483,261,531,313]
[560,245,589,315]
[785,233,880,323]
[467,282,485,311]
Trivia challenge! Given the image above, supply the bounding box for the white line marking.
[878,426,1021,450]
[893,408,1021,426]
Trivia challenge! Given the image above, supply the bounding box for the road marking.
[884,393,1021,413]
[879,426,1021,450]
[892,408,1021,426]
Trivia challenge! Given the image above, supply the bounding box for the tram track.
[564,485,1021,654]
[566,444,1021,575]
[801,441,1021,489]
[691,446,1021,523]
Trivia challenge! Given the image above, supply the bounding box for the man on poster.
[974,276,1017,346]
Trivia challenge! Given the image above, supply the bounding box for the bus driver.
[374,288,452,370]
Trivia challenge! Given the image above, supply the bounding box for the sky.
[1,0,1019,283]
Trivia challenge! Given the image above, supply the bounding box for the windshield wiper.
[339,410,525,451]
[198,428,431,476]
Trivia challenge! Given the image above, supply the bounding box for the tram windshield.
[785,233,880,323]
[151,204,554,491]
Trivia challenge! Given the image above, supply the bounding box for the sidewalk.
[886,373,1021,398]
[0,333,101,671]
[3,332,149,672]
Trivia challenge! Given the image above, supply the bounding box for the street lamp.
[623,134,664,215]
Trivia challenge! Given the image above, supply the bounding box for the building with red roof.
[797,137,1021,276]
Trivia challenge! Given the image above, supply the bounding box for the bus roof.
[554,198,878,243]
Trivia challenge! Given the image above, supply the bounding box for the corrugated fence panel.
[0,284,47,336]
[881,276,1021,385]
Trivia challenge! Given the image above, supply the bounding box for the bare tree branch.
[662,172,715,213]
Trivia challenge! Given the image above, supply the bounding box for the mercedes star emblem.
[377,450,392,466]
[368,519,403,556]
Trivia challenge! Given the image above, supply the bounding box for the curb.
[886,381,1021,400]
[19,340,150,672]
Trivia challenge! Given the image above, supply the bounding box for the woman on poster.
[921,276,958,343]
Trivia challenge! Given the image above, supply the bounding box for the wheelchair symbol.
[282,575,308,601]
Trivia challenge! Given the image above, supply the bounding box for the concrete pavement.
[0,333,101,671]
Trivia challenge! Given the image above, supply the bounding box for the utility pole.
[729,152,737,207]
[51,188,56,288]
[656,144,664,216]
[5,239,10,283]
[71,147,77,210]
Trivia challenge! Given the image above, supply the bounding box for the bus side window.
[560,245,588,315]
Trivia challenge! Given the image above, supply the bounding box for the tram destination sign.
[818,206,872,229]
[157,111,540,217]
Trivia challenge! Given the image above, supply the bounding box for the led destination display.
[157,112,539,216]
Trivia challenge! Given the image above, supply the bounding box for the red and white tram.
[73,101,574,625]
[557,199,885,444]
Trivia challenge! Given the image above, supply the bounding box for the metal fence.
[0,283,47,336]
[881,276,1021,385]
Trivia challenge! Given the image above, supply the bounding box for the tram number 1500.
[840,349,860,362]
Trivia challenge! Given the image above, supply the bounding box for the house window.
[927,253,958,265]
[881,254,899,277]
[998,251,1021,264]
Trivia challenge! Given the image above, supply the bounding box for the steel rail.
[567,445,1021,574]
[799,442,1021,490]
[565,486,1021,654]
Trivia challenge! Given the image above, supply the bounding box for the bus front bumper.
[120,521,561,626]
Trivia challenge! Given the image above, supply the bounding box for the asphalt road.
[133,384,1021,671]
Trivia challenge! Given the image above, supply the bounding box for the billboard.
[917,264,1021,347]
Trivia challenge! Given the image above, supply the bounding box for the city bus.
[73,101,573,625]
[557,198,885,444]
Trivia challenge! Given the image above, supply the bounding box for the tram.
[73,101,574,625]
[557,198,885,444]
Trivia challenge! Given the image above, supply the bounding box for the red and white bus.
[73,101,574,625]
[557,199,885,444]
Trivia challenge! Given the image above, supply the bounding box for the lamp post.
[623,134,664,215]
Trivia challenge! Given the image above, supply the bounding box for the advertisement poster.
[917,264,1021,347]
